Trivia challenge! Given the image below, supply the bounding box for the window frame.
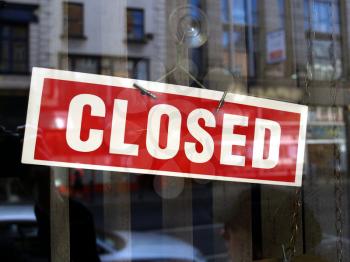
[221,0,258,26]
[304,0,342,80]
[220,0,259,77]
[63,2,85,39]
[0,22,29,75]
[127,57,150,80]
[304,0,341,34]
[67,54,102,74]
[126,8,145,43]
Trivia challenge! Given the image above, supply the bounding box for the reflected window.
[65,56,129,76]
[222,30,230,67]
[304,0,342,80]
[304,0,340,33]
[312,40,342,80]
[128,58,149,80]
[63,2,84,38]
[221,0,258,25]
[221,0,258,76]
[221,0,229,22]
[233,0,246,24]
[233,29,246,51]
[0,24,28,74]
[127,8,145,41]
[278,0,285,27]
[68,56,100,74]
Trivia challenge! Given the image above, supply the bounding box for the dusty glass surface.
[0,0,349,261]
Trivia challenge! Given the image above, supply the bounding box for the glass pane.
[0,24,28,73]
[305,0,340,33]
[12,41,27,72]
[222,29,229,49]
[233,29,246,51]
[68,22,82,36]
[127,60,134,77]
[313,1,332,32]
[221,0,229,22]
[313,40,331,59]
[13,42,27,62]
[65,4,83,36]
[278,0,285,26]
[70,57,99,74]
[1,1,350,262]
[0,25,10,38]
[134,27,144,39]
[232,0,246,24]
[312,40,342,80]
[12,26,27,39]
[0,40,9,71]
[135,60,148,80]
[68,4,83,18]
[252,0,258,25]
[127,10,144,39]
[131,11,144,25]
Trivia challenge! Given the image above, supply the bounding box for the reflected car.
[0,205,206,262]
[0,205,45,261]
[315,233,350,255]
[97,230,206,262]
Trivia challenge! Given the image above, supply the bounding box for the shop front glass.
[0,0,349,261]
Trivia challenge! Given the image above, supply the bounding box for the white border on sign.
[22,67,308,187]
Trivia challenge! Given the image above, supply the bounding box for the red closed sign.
[22,68,307,186]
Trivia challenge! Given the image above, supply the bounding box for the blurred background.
[0,0,349,261]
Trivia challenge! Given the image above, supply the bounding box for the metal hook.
[133,83,157,99]
[216,89,229,113]
[215,69,243,113]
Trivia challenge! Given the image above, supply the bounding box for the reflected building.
[0,0,166,127]
[163,0,350,261]
[0,0,350,261]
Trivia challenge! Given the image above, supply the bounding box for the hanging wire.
[284,188,302,262]
[156,5,208,90]
[135,9,208,97]
[155,43,207,90]
[329,1,343,261]
[304,0,316,98]
[215,70,242,113]
[283,1,314,261]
